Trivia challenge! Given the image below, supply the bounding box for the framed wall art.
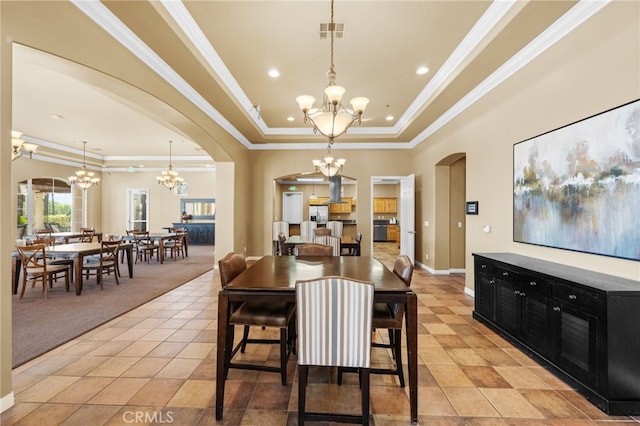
[513,99,640,261]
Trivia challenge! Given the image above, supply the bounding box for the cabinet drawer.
[475,258,494,274]
[494,265,519,281]
[554,283,599,312]
[520,274,552,297]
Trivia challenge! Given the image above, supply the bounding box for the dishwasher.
[373,220,388,242]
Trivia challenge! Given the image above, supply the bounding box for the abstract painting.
[513,99,640,261]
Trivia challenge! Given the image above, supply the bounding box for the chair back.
[100,240,121,263]
[272,221,289,241]
[218,252,247,287]
[80,228,95,242]
[295,243,333,257]
[34,228,52,240]
[356,232,363,244]
[16,244,48,270]
[326,221,343,237]
[393,255,414,287]
[312,235,341,256]
[296,276,374,368]
[313,227,331,236]
[299,221,317,237]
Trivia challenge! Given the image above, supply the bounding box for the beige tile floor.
[3,249,640,425]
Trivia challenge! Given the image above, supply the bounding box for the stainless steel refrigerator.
[309,205,329,224]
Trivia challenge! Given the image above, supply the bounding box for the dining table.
[215,255,418,423]
[126,232,189,264]
[282,235,361,256]
[40,242,133,295]
[50,231,104,243]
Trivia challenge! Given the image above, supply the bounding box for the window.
[17,178,73,234]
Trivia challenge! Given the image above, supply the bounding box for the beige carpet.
[12,245,215,368]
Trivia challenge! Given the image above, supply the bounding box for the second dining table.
[47,242,134,295]
[215,255,418,423]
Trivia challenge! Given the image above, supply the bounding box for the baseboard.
[0,392,15,414]
[464,286,475,298]
[415,261,454,275]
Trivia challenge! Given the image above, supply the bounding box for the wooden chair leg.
[279,328,287,385]
[361,368,370,426]
[298,365,308,425]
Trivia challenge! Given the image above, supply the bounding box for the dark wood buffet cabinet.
[473,253,640,415]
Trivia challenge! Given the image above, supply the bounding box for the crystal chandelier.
[11,130,38,161]
[296,0,369,144]
[156,140,183,190]
[313,144,345,177]
[68,141,100,190]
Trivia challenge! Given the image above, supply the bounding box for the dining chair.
[312,235,341,256]
[277,232,287,255]
[132,231,158,263]
[80,227,95,242]
[342,232,363,256]
[313,227,332,236]
[82,240,122,289]
[218,252,296,385]
[32,237,75,282]
[296,276,374,425]
[338,254,414,388]
[299,221,317,237]
[326,220,343,237]
[272,221,289,255]
[294,243,333,256]
[16,243,71,299]
[163,229,186,260]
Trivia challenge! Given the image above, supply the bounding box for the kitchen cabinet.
[373,197,397,214]
[329,197,352,214]
[387,224,400,246]
[308,197,329,206]
[473,253,640,415]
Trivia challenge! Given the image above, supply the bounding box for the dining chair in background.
[312,227,331,237]
[326,220,343,237]
[342,232,363,256]
[16,243,71,299]
[272,221,289,255]
[277,232,287,255]
[312,235,341,256]
[296,276,375,425]
[32,236,75,282]
[163,229,186,260]
[339,254,414,388]
[218,252,296,385]
[79,227,96,242]
[82,240,122,289]
[294,243,333,257]
[299,221,317,237]
[131,231,158,263]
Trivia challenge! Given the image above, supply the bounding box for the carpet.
[12,245,215,368]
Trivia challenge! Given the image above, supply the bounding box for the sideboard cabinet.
[473,253,640,415]
[172,222,215,245]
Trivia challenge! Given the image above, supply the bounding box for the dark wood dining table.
[215,255,418,423]
[282,235,361,256]
[46,242,133,295]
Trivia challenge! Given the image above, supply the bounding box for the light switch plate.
[483,225,491,233]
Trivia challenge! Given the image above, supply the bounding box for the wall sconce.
[11,131,38,161]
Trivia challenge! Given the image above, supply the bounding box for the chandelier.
[156,140,183,190]
[313,144,345,177]
[296,0,368,144]
[68,141,100,190]
[11,130,38,161]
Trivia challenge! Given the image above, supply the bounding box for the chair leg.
[279,328,287,385]
[393,329,405,388]
[240,325,250,353]
[361,368,370,426]
[298,365,308,425]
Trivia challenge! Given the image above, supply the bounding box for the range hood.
[329,175,344,203]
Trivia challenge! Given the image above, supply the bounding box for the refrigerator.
[309,205,329,224]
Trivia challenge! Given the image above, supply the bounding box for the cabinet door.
[496,279,520,336]
[474,265,496,321]
[373,198,385,213]
[551,303,598,388]
[520,291,551,356]
[384,198,397,213]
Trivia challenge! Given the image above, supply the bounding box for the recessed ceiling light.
[268,69,280,78]
[51,114,63,120]
[385,115,394,121]
[416,66,429,75]
[287,116,295,122]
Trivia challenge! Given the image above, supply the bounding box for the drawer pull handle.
[529,281,537,286]
[503,271,509,276]
[481,264,486,269]
[568,294,577,300]
[553,306,561,312]
[490,279,495,284]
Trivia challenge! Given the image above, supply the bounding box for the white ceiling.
[11,0,601,170]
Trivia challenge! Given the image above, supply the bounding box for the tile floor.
[3,253,640,425]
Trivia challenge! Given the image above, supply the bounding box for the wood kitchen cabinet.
[387,224,400,247]
[308,197,329,206]
[373,197,397,214]
[473,253,640,415]
[329,197,352,213]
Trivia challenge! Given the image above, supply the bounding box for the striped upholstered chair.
[312,235,341,256]
[295,276,374,425]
